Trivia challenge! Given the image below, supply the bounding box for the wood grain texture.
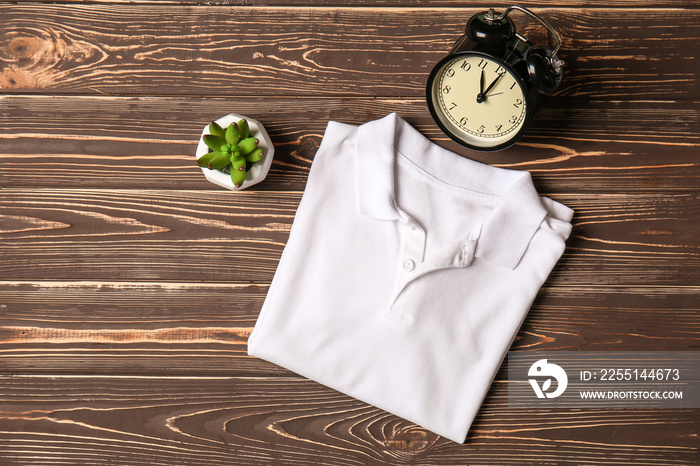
[1,96,697,192]
[0,6,698,99]
[7,0,699,7]
[0,375,697,465]
[1,189,698,284]
[0,282,698,376]
[0,0,698,463]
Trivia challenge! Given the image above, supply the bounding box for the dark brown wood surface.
[1,1,698,464]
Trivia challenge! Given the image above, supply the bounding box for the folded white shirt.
[248,113,573,443]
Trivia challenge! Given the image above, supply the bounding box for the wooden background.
[1,0,698,464]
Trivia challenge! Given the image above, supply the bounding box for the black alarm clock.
[426,5,564,151]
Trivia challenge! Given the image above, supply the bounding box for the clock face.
[428,53,529,150]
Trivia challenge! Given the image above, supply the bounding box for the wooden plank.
[1,96,697,192]
[1,189,698,284]
[0,282,697,375]
[0,375,697,465]
[0,6,698,99]
[6,1,698,8]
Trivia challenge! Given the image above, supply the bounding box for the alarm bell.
[461,5,564,95]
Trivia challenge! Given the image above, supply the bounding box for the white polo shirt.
[248,113,573,443]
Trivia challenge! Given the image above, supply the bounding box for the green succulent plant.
[196,118,263,188]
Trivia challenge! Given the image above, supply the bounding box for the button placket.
[399,228,424,278]
[387,215,426,319]
[399,215,425,268]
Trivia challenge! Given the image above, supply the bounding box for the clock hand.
[484,73,503,97]
[477,71,502,103]
[476,70,486,103]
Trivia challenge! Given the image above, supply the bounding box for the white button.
[402,259,415,272]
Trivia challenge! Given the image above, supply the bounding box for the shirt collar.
[355,115,402,221]
[355,113,549,270]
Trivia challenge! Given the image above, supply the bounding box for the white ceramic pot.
[196,113,274,190]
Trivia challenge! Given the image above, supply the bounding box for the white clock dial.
[430,54,528,149]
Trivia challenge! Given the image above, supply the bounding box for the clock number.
[460,61,471,71]
[509,115,518,124]
[477,59,487,70]
[446,68,455,77]
[460,117,468,125]
[496,66,506,77]
[513,98,523,108]
[510,82,517,90]
[495,125,503,132]
[443,85,451,94]
[449,102,458,110]
[477,125,485,133]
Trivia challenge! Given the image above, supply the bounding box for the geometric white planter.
[195,113,275,190]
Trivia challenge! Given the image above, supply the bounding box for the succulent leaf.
[208,122,226,138]
[230,154,247,171]
[207,151,232,170]
[196,151,221,167]
[244,147,263,163]
[204,134,227,151]
[237,119,250,139]
[225,122,241,145]
[231,167,246,187]
[237,137,258,155]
